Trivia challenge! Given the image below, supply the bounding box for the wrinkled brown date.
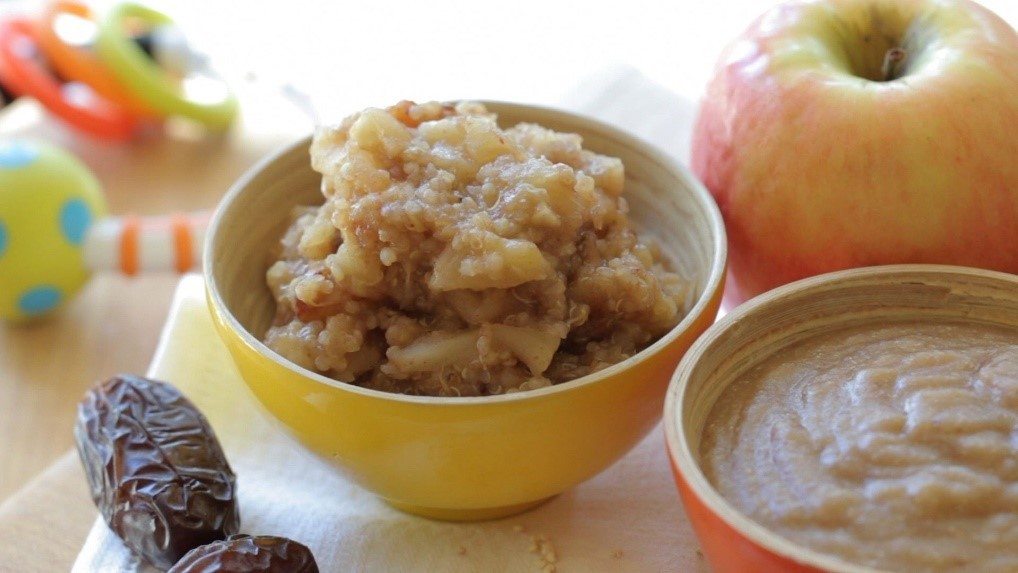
[167,534,319,573]
[75,375,240,570]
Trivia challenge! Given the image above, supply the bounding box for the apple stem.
[881,47,907,81]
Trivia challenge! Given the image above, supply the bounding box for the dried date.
[167,534,319,573]
[75,374,240,570]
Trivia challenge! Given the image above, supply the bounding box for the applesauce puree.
[702,322,1018,572]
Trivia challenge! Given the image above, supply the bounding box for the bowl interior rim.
[204,100,728,406]
[663,263,1018,573]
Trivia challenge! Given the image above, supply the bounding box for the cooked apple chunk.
[486,324,564,375]
[429,230,552,291]
[386,330,480,373]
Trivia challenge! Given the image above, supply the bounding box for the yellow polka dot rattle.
[0,140,207,321]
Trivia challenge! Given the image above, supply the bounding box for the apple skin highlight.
[692,0,1018,305]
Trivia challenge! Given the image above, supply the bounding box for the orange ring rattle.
[0,18,139,140]
[35,0,157,118]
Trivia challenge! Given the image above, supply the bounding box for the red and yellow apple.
[692,0,1018,304]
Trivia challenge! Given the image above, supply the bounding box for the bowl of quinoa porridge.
[206,100,726,520]
[665,265,1018,572]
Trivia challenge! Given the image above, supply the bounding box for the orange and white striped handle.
[83,211,209,275]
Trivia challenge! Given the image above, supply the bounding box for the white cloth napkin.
[73,68,711,573]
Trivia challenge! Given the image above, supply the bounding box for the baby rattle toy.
[0,17,141,140]
[0,140,207,321]
[0,1,237,139]
[0,2,317,321]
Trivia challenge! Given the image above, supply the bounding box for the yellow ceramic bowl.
[205,101,726,520]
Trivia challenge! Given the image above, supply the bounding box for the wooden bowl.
[664,264,1018,572]
[205,101,727,520]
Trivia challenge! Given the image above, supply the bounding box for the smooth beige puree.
[702,322,1018,572]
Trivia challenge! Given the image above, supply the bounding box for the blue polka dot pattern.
[18,286,62,316]
[0,220,7,258]
[0,142,38,168]
[60,199,92,245]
